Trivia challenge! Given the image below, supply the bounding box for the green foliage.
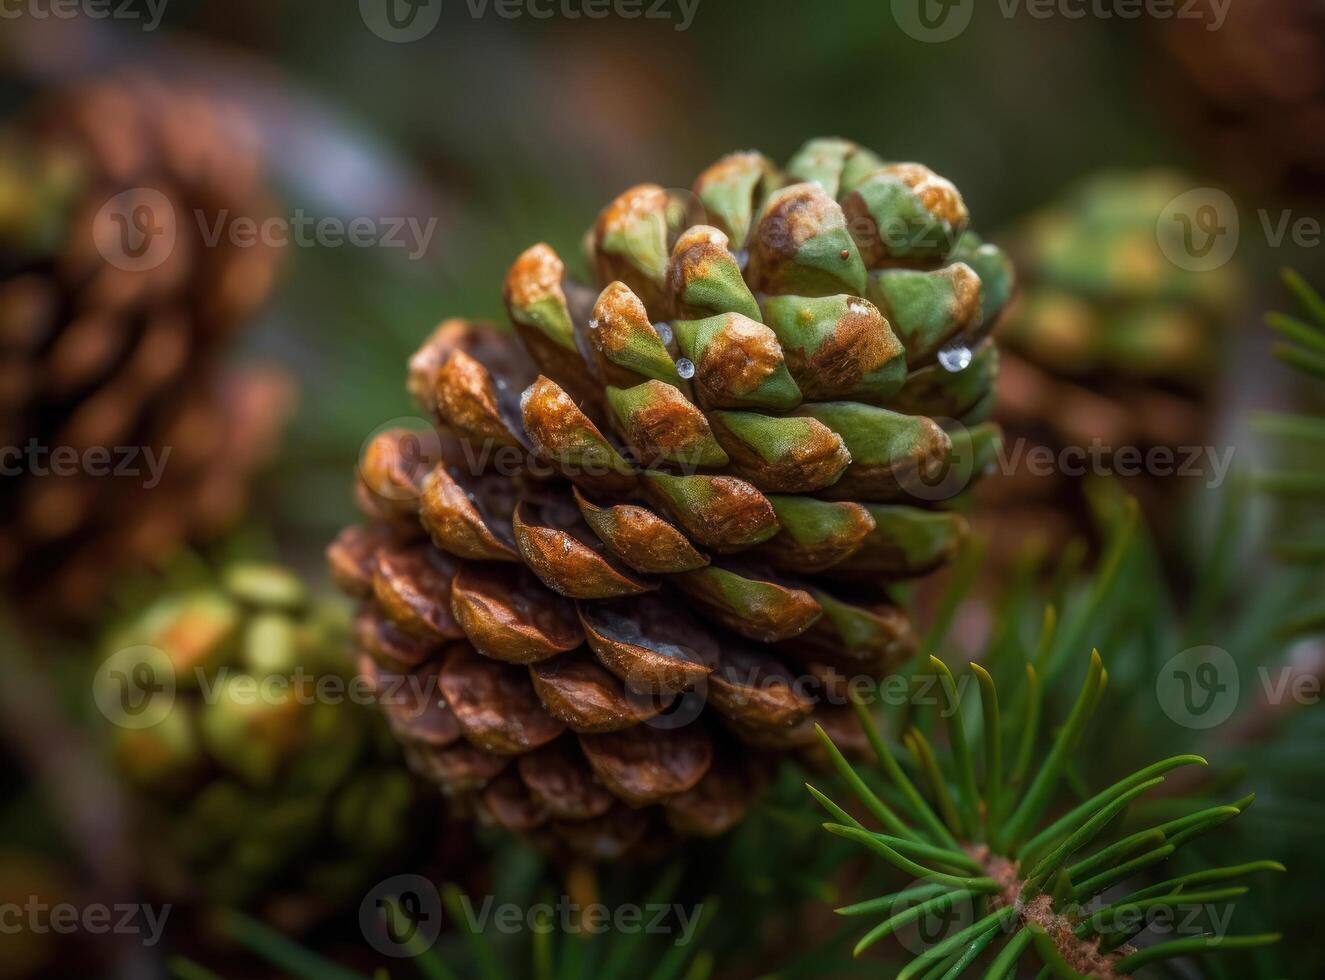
[811,652,1281,978]
[181,868,718,980]
[1254,269,1325,564]
[929,481,1320,978]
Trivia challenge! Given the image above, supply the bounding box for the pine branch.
[811,651,1281,978]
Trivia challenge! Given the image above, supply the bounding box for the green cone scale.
[331,138,1014,858]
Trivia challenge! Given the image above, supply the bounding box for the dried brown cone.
[985,170,1243,558]
[0,72,290,620]
[330,138,1014,859]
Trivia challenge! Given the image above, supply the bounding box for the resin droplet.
[654,321,673,346]
[938,342,973,373]
[675,357,696,380]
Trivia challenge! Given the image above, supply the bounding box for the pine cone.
[330,138,1014,859]
[0,73,289,621]
[988,171,1241,554]
[98,562,414,927]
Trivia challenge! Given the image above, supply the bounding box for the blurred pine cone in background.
[1155,0,1325,195]
[988,171,1241,556]
[97,562,415,933]
[0,73,291,622]
[330,138,1014,859]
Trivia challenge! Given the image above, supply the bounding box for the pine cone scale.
[333,138,1015,856]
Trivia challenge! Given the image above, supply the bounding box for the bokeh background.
[7,0,1323,562]
[2,1,1324,977]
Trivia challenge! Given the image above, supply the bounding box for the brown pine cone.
[330,138,1015,858]
[0,72,290,621]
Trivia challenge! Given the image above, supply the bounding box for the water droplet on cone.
[938,342,973,373]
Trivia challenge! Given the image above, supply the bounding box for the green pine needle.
[214,909,366,980]
[810,648,1280,978]
[1281,267,1325,330]
[929,657,981,839]
[1112,933,1283,973]
[1260,270,1325,565]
